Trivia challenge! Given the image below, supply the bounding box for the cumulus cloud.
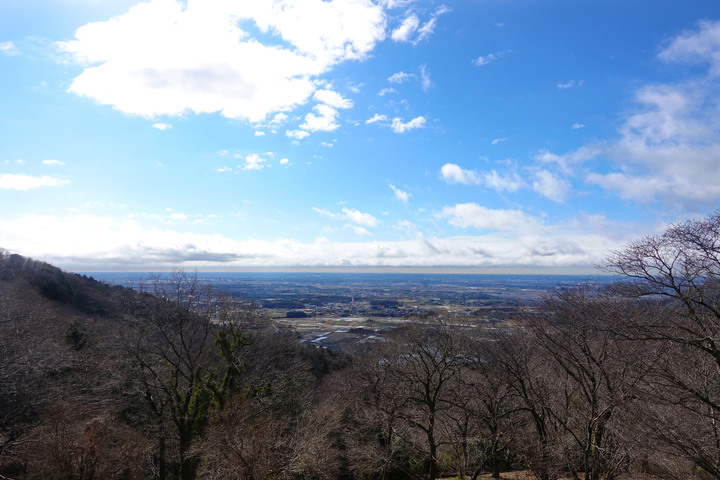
[152,122,172,130]
[0,174,68,190]
[442,164,524,192]
[391,116,425,133]
[440,163,480,185]
[240,153,268,171]
[532,169,570,203]
[285,129,310,140]
[391,14,420,42]
[342,207,379,227]
[557,80,583,89]
[388,71,414,83]
[349,225,372,236]
[535,145,601,173]
[390,6,449,45]
[483,170,523,192]
[58,0,386,123]
[658,19,720,75]
[437,203,541,232]
[42,159,66,166]
[300,104,341,132]
[389,183,410,203]
[0,209,632,270]
[313,207,338,219]
[366,113,388,124]
[474,53,498,66]
[554,20,720,208]
[314,206,380,227]
[0,41,20,55]
[313,88,353,109]
[474,50,509,67]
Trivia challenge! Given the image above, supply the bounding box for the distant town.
[88,271,611,348]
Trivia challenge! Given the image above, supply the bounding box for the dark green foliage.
[64,318,93,351]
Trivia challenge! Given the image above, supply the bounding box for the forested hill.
[0,251,342,480]
[5,212,720,480]
[0,250,138,316]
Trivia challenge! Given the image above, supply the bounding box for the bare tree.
[124,270,252,480]
[522,286,649,480]
[604,210,720,478]
[345,318,469,480]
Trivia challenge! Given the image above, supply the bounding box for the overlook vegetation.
[4,211,720,479]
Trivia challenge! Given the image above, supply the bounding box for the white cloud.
[58,0,386,123]
[349,225,372,236]
[152,122,172,130]
[285,129,310,140]
[42,159,66,166]
[241,153,268,171]
[491,137,505,145]
[391,116,425,133]
[585,172,676,203]
[658,19,720,75]
[300,104,340,132]
[379,0,417,9]
[313,88,353,109]
[168,213,187,221]
[389,184,410,203]
[366,113,388,124]
[437,203,542,232]
[483,170,523,192]
[342,207,379,227]
[557,80,583,89]
[313,207,338,219]
[254,130,266,136]
[314,206,379,227]
[378,87,397,96]
[394,219,418,235]
[270,112,289,125]
[390,6,449,45]
[280,158,290,165]
[216,166,232,172]
[391,14,420,42]
[0,211,631,270]
[535,145,601,173]
[0,174,68,190]
[388,71,414,83]
[532,169,570,203]
[474,53,498,66]
[0,41,20,55]
[571,122,585,129]
[441,164,523,192]
[558,20,720,208]
[440,163,480,185]
[474,50,509,67]
[420,64,431,91]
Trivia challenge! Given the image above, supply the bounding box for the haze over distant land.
[78,266,606,276]
[1,1,720,271]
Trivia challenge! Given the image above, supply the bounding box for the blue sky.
[2,0,720,272]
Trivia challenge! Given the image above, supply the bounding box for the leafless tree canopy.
[6,211,720,479]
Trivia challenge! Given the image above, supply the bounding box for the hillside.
[4,211,720,480]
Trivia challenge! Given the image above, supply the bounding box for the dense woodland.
[4,212,720,479]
